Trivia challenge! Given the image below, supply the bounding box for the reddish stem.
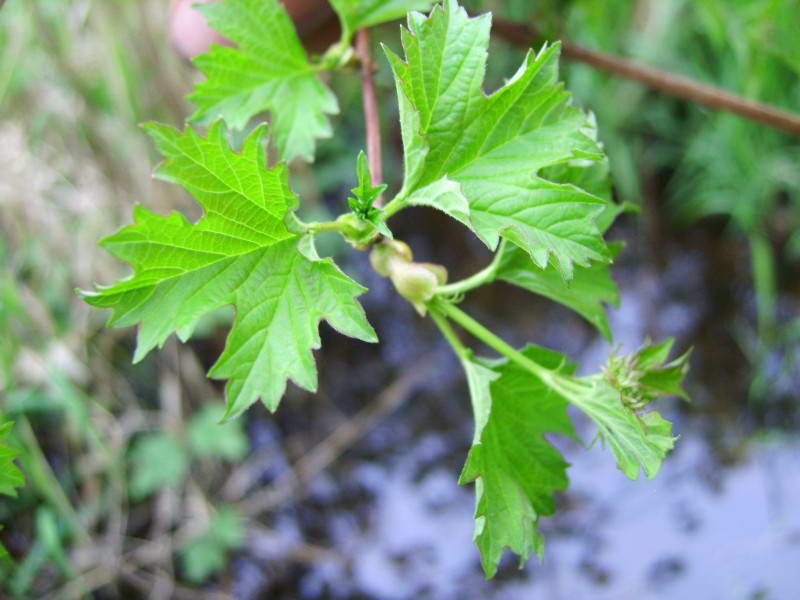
[356,28,385,205]
[492,19,800,137]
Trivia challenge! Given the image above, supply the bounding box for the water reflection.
[295,430,799,599]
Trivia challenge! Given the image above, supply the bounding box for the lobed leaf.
[459,347,578,578]
[386,0,609,278]
[82,123,376,418]
[190,0,338,161]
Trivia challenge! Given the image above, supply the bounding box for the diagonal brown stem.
[492,18,800,137]
[356,28,385,205]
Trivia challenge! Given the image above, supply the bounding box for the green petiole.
[436,240,507,297]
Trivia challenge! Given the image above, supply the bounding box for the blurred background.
[0,0,798,598]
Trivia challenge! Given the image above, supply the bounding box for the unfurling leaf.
[603,338,691,411]
[82,122,376,418]
[190,0,338,161]
[386,0,609,278]
[348,151,392,239]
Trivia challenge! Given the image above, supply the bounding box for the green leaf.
[0,420,23,563]
[188,405,250,462]
[457,340,688,576]
[330,0,437,43]
[82,122,376,418]
[495,243,620,340]
[181,507,246,583]
[386,0,609,278]
[0,421,24,498]
[189,0,338,161]
[488,129,629,338]
[129,433,189,500]
[459,347,578,578]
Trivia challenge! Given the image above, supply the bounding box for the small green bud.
[369,240,413,276]
[335,213,379,248]
[418,262,448,286]
[390,261,439,306]
[369,241,447,315]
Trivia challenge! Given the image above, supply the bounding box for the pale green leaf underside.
[459,347,577,578]
[496,243,620,340]
[403,177,471,227]
[460,356,498,445]
[330,0,437,41]
[386,0,609,278]
[190,0,338,161]
[567,376,678,480]
[83,123,376,418]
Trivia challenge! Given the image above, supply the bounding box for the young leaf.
[190,0,338,161]
[348,151,391,238]
[0,421,24,499]
[180,507,245,583]
[604,338,691,409]
[386,0,609,278]
[459,347,578,578]
[82,122,376,418]
[330,0,437,43]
